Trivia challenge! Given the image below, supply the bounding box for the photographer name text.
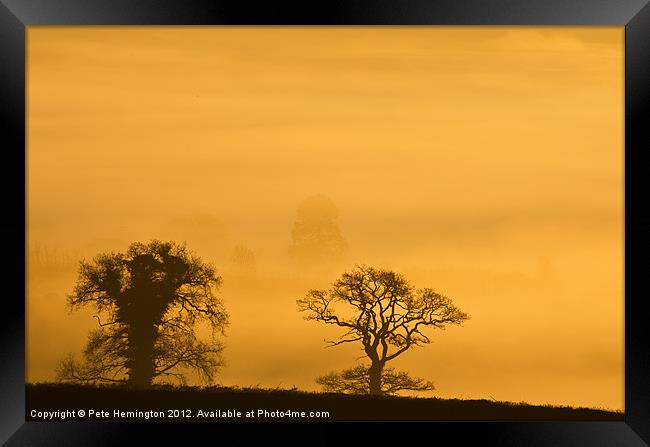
[29,408,330,420]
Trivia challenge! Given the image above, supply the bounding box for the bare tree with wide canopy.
[298,265,469,395]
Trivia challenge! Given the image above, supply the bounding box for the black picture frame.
[2,0,648,445]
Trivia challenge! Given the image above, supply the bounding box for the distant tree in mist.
[228,245,256,277]
[298,265,469,395]
[29,244,78,273]
[57,240,228,387]
[317,365,434,395]
[288,195,347,266]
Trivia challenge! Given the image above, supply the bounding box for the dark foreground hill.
[26,383,622,422]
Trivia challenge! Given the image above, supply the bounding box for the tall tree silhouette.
[298,265,469,395]
[288,195,347,266]
[57,240,228,387]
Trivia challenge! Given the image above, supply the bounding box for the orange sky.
[27,26,623,410]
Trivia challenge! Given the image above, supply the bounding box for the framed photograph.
[2,0,649,444]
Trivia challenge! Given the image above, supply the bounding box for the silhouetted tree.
[298,265,469,395]
[317,365,434,395]
[288,195,347,266]
[57,240,228,387]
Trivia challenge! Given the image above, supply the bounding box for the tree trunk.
[128,323,156,387]
[369,363,382,395]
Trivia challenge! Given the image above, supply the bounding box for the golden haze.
[27,26,623,410]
